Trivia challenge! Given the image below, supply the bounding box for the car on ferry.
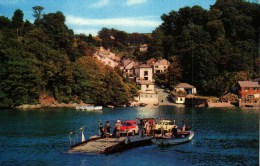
[120,120,139,135]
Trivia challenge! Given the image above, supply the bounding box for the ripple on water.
[0,107,258,166]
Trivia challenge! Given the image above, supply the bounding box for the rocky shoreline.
[15,103,89,110]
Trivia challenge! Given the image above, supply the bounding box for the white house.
[171,83,196,104]
[170,90,187,104]
[135,64,153,82]
[171,95,186,104]
[153,59,170,73]
[175,83,196,94]
[139,44,148,52]
[94,47,119,68]
[134,64,158,104]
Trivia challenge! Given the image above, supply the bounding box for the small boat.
[76,106,103,111]
[151,131,194,146]
[107,105,114,108]
[139,103,147,107]
[153,103,159,106]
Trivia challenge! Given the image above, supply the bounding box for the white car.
[154,120,177,132]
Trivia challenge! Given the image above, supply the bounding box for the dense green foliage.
[0,0,259,107]
[97,28,151,61]
[0,8,137,107]
[73,57,137,105]
[150,0,259,96]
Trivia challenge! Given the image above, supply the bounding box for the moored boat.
[139,103,147,107]
[76,105,103,111]
[151,131,194,146]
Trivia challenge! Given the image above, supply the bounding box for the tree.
[40,11,74,56]
[150,27,165,56]
[0,37,41,106]
[12,9,24,36]
[150,0,259,95]
[0,16,11,29]
[72,56,137,105]
[168,56,182,87]
[32,6,44,25]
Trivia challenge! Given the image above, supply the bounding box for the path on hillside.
[155,86,185,107]
[155,86,171,104]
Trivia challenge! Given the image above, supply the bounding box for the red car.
[120,120,139,135]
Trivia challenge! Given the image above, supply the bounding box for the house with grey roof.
[175,83,197,94]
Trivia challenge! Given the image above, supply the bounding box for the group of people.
[98,118,155,138]
[136,118,154,136]
[98,120,121,138]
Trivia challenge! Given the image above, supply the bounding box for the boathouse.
[171,94,186,104]
[174,83,196,95]
[236,81,260,99]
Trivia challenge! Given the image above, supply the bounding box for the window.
[146,85,149,88]
[144,71,148,76]
[253,87,259,91]
[180,98,183,101]
[155,66,158,68]
[244,87,249,91]
[144,77,148,80]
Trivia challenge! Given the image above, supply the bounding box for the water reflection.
[0,107,258,165]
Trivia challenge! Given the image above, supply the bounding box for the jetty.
[68,135,152,154]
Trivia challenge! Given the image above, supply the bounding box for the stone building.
[134,64,158,104]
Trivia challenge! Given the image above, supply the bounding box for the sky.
[1,0,219,35]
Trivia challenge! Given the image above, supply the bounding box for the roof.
[175,83,195,88]
[139,64,152,68]
[253,77,260,82]
[139,91,157,94]
[138,80,154,85]
[146,58,156,65]
[140,44,148,48]
[134,61,140,68]
[122,59,131,66]
[154,59,170,66]
[158,119,173,122]
[125,62,134,70]
[238,81,260,88]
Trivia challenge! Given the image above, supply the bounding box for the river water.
[0,106,259,166]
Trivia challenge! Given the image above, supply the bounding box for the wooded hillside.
[0,0,259,107]
[149,0,259,96]
[0,9,138,107]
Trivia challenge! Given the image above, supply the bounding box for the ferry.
[68,118,194,154]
